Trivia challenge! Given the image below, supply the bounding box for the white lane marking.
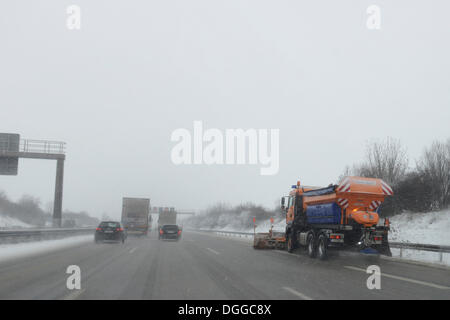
[282,287,313,300]
[129,247,137,254]
[62,288,86,300]
[206,248,220,255]
[344,266,450,290]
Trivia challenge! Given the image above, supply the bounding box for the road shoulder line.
[344,266,450,290]
[62,288,85,300]
[282,286,313,300]
[206,248,220,255]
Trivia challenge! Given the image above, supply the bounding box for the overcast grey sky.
[1,1,449,219]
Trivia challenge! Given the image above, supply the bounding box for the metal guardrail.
[194,229,450,262]
[0,227,95,244]
[196,229,254,236]
[389,242,450,263]
[389,242,450,252]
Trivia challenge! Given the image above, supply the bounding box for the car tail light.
[116,228,124,231]
[330,234,341,239]
[96,228,102,231]
[374,236,382,241]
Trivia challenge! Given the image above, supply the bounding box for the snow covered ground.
[388,209,450,266]
[0,214,34,229]
[0,235,93,262]
[389,209,450,245]
[0,214,93,262]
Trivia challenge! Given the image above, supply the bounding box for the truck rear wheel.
[307,233,316,258]
[317,234,328,260]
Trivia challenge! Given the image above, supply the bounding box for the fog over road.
[0,231,449,300]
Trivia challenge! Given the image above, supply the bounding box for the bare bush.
[185,202,278,231]
[339,137,408,186]
[340,137,450,215]
[361,137,408,185]
[387,171,435,214]
[417,139,450,209]
[0,191,100,227]
[0,193,47,226]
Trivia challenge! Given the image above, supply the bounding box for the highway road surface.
[0,231,449,299]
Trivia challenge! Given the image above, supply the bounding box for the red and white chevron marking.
[368,200,382,210]
[337,178,351,192]
[337,198,349,209]
[381,181,393,195]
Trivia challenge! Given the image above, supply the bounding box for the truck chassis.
[285,223,391,260]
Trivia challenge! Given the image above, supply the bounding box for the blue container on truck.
[306,202,341,224]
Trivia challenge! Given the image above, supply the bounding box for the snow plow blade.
[253,232,286,249]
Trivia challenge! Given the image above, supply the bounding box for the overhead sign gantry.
[0,133,66,227]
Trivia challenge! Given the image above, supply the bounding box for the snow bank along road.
[0,231,449,299]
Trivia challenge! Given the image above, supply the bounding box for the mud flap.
[370,240,392,256]
[377,243,392,257]
[380,231,392,257]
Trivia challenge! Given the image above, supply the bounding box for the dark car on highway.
[159,224,181,241]
[95,221,127,243]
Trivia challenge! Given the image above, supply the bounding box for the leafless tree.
[417,139,450,209]
[339,137,408,186]
[337,166,352,183]
[185,202,277,230]
[362,137,408,185]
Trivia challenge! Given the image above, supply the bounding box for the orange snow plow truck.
[254,176,393,259]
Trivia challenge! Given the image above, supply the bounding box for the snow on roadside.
[390,248,450,266]
[389,209,450,245]
[0,235,93,262]
[387,209,450,266]
[0,215,34,229]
